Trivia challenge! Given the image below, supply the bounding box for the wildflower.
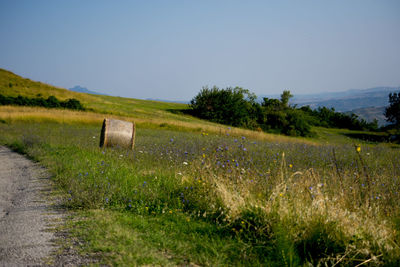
[169,210,173,214]
[170,138,174,142]
[183,161,188,165]
[289,164,293,168]
[241,221,245,225]
[202,154,206,158]
[279,193,284,197]
[355,145,361,152]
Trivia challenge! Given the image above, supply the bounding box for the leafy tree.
[189,87,377,137]
[46,95,60,108]
[280,90,293,108]
[190,86,257,127]
[385,92,400,127]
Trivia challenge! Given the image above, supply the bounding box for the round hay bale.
[99,118,136,149]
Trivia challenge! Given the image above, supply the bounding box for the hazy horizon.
[1,0,399,101]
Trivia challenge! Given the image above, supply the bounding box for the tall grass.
[1,120,399,265]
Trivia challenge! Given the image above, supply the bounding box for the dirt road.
[0,146,63,266]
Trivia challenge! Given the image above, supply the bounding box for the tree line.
[0,94,85,111]
[190,86,380,137]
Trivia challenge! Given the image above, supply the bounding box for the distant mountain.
[345,106,388,127]
[289,87,400,112]
[259,87,399,127]
[259,87,400,112]
[69,85,106,95]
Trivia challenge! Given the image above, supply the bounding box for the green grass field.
[1,69,400,266]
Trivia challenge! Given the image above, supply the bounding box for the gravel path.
[0,146,65,266]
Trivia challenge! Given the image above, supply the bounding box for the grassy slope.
[0,68,313,144]
[1,69,399,265]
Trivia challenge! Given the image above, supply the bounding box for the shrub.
[0,93,85,111]
[190,86,257,127]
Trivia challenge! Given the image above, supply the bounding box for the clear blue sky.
[1,0,399,100]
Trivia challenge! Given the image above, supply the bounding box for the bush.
[190,86,257,127]
[189,87,378,137]
[0,93,85,111]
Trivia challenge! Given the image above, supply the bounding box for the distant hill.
[259,87,400,127]
[288,87,400,112]
[345,106,388,127]
[69,85,106,95]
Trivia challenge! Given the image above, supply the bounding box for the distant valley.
[262,87,399,126]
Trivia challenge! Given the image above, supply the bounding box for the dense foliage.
[0,94,85,110]
[385,92,400,128]
[190,86,378,136]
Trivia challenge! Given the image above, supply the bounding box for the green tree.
[189,86,257,127]
[385,92,400,127]
[280,90,293,108]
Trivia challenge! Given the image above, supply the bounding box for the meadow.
[1,69,400,265]
[0,118,399,266]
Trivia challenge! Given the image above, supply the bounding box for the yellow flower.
[289,164,293,168]
[241,221,245,225]
[202,154,206,158]
[169,210,173,214]
[279,193,284,197]
[356,146,361,152]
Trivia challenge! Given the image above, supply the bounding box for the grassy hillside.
[1,68,399,265]
[0,68,311,144]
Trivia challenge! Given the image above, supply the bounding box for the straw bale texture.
[99,118,136,149]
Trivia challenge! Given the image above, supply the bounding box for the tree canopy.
[385,92,400,128]
[190,86,378,137]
